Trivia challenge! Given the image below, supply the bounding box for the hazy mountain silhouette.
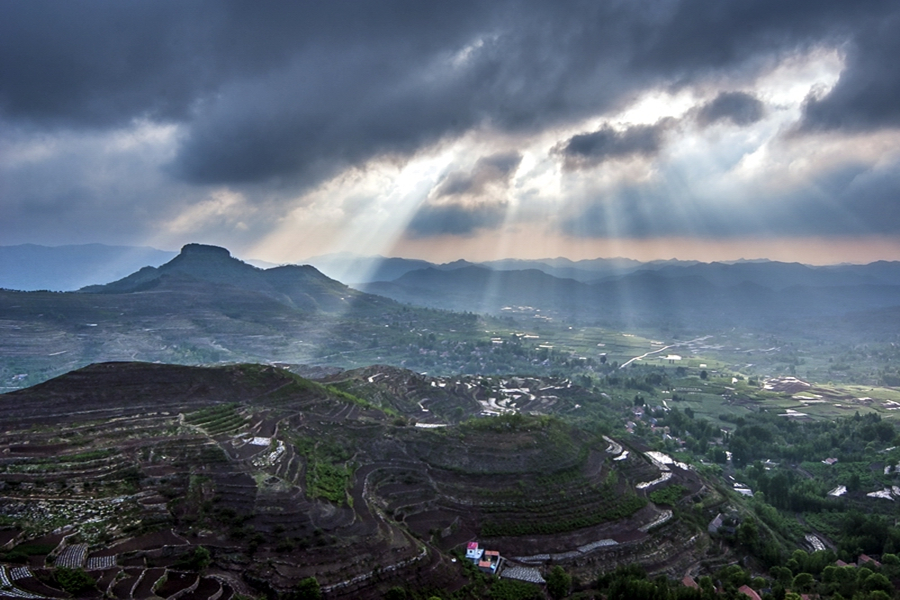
[81,243,395,313]
[360,262,900,329]
[305,252,476,283]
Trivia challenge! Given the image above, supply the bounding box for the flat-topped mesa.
[178,243,232,259]
[77,241,394,313]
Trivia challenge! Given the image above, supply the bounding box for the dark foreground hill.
[0,362,716,599]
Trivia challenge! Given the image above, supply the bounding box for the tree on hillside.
[175,546,210,571]
[546,565,571,599]
[384,587,407,600]
[291,577,321,600]
[737,517,758,547]
[791,572,814,594]
[862,572,893,595]
[54,567,96,595]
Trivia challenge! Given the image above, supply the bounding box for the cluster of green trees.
[598,564,708,600]
[652,405,720,456]
[284,577,321,600]
[723,415,900,558]
[800,511,900,558]
[649,484,688,505]
[592,555,900,600]
[291,435,355,505]
[605,371,670,393]
[635,373,900,565]
[766,549,900,599]
[53,567,97,595]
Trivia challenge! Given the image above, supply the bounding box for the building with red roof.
[738,584,762,600]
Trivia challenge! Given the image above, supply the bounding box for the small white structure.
[867,488,894,500]
[828,485,847,497]
[805,534,826,552]
[466,541,484,562]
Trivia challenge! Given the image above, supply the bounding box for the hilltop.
[80,243,393,314]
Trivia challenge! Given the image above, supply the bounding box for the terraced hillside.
[0,362,716,598]
[321,364,609,424]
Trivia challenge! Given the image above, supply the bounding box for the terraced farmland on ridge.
[1,362,715,598]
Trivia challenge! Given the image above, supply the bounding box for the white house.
[466,541,484,562]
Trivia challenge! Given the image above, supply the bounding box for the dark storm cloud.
[0,1,489,130]
[799,9,900,132]
[696,92,765,127]
[0,2,220,128]
[407,202,507,238]
[2,1,899,191]
[556,122,671,169]
[433,152,522,198]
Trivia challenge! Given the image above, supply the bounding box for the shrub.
[174,546,211,571]
[489,579,542,600]
[290,577,321,600]
[54,567,96,595]
[648,484,687,506]
[547,566,572,599]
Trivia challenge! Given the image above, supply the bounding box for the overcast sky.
[3,1,900,264]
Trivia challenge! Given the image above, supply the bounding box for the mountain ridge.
[359,262,900,329]
[81,243,394,314]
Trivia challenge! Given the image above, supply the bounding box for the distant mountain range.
[305,252,658,284]
[3,242,900,391]
[359,263,900,330]
[71,243,900,334]
[4,243,900,331]
[306,251,900,289]
[7,243,900,294]
[305,252,900,330]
